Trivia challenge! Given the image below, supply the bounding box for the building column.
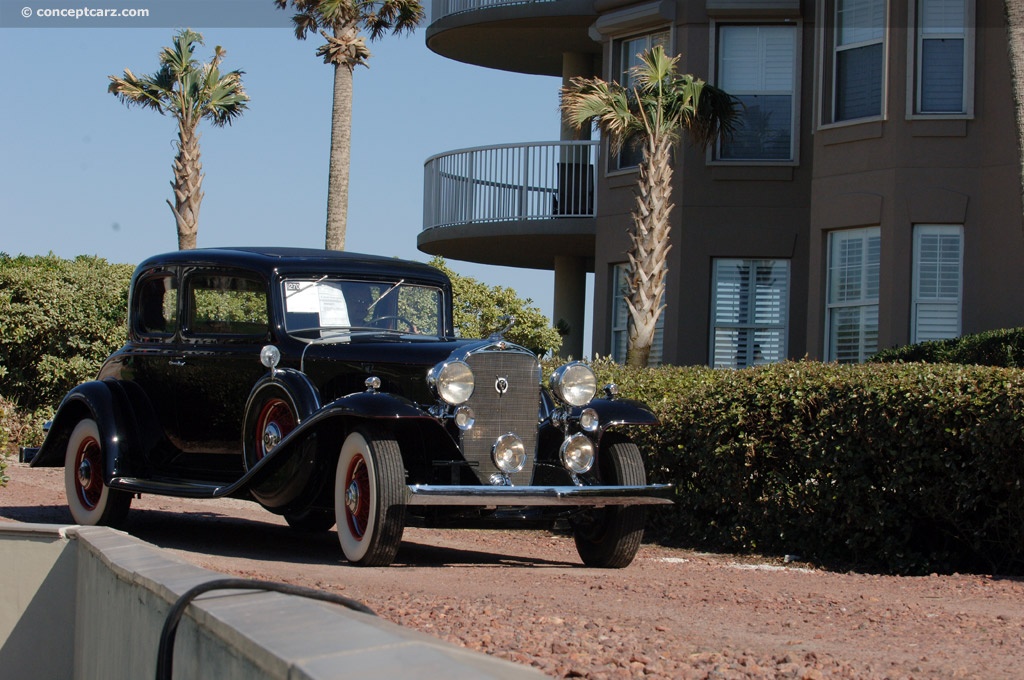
[553,52,593,359]
[554,255,587,358]
[561,52,593,142]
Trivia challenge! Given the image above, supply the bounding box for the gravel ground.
[2,460,1023,679]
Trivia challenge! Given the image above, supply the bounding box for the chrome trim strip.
[405,484,674,506]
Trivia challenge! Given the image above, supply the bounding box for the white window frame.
[709,259,791,369]
[610,263,664,366]
[908,0,974,118]
[713,23,800,164]
[825,227,881,362]
[608,29,672,174]
[912,224,963,343]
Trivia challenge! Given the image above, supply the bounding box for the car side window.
[187,273,269,338]
[136,274,178,338]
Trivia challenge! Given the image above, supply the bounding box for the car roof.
[136,247,450,284]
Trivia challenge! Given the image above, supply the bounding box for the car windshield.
[281,277,444,340]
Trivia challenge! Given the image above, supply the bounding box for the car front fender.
[241,389,441,511]
[587,397,660,431]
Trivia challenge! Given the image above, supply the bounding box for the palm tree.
[108,29,249,250]
[561,46,736,367]
[1007,1,1024,221]
[275,0,424,251]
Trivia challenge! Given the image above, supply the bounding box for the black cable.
[156,578,377,680]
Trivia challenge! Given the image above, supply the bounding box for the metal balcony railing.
[423,141,599,231]
[432,0,558,19]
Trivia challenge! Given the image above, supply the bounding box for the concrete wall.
[0,524,541,680]
[0,524,77,679]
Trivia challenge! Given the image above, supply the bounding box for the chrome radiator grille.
[461,348,541,486]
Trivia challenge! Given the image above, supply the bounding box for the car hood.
[296,337,481,405]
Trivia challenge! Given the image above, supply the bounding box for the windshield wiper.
[367,279,404,311]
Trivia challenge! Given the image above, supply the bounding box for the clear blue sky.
[0,3,593,348]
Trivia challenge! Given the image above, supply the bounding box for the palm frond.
[204,70,250,126]
[107,68,169,114]
[561,76,639,153]
[290,11,320,40]
[161,28,202,75]
[631,45,679,92]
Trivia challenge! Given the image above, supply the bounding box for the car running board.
[108,477,232,499]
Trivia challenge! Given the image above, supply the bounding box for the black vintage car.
[31,247,671,567]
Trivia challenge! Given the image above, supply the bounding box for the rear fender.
[247,367,322,421]
[31,382,131,482]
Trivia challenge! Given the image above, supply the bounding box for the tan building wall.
[806,0,1024,358]
[592,0,1024,364]
[424,0,1024,366]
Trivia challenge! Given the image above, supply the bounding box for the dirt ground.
[2,460,1022,679]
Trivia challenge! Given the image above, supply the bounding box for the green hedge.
[590,358,1024,575]
[0,253,134,450]
[872,327,1024,367]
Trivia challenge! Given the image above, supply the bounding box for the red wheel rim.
[254,398,296,461]
[344,454,370,541]
[74,435,104,510]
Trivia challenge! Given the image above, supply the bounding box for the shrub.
[0,254,134,413]
[872,327,1024,367]
[429,257,562,356]
[590,358,1024,575]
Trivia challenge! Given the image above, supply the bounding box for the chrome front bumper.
[405,484,674,507]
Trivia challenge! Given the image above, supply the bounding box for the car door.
[173,267,272,457]
[114,267,188,461]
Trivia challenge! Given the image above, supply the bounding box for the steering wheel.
[370,315,417,333]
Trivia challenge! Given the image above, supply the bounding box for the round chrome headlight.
[454,405,475,431]
[579,407,599,433]
[492,433,527,474]
[560,434,595,474]
[549,362,597,407]
[428,360,475,405]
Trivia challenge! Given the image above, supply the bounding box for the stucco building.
[418,0,1024,366]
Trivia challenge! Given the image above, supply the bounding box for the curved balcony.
[426,0,599,76]
[419,141,597,270]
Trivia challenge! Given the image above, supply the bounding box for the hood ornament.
[488,315,515,341]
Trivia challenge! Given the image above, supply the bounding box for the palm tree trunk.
[167,120,203,250]
[625,133,674,368]
[325,27,354,252]
[1007,1,1024,222]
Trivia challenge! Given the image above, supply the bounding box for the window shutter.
[826,228,881,362]
[837,0,885,46]
[711,259,789,368]
[913,226,962,342]
[921,0,964,33]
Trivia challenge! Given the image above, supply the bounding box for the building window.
[831,0,886,122]
[611,29,671,171]
[912,225,963,342]
[610,263,664,365]
[716,24,797,162]
[710,259,790,369]
[826,227,880,362]
[914,0,969,114]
